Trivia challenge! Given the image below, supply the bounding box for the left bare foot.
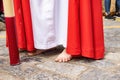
[55,49,72,62]
[27,49,45,56]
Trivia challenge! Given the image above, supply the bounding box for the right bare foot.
[55,49,72,62]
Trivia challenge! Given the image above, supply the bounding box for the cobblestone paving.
[104,18,120,52]
[0,19,120,80]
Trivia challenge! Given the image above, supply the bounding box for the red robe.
[13,0,35,51]
[67,0,104,59]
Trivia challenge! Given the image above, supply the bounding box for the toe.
[64,58,68,62]
[62,58,66,62]
[67,56,71,61]
[55,55,61,62]
[55,57,59,62]
[58,59,62,62]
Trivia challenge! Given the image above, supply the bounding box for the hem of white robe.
[35,41,58,49]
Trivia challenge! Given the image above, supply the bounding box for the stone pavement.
[0,18,120,80]
[0,22,5,31]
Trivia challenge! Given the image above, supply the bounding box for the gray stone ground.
[0,22,5,31]
[0,18,120,80]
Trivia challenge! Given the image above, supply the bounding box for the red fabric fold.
[67,0,104,59]
[13,0,35,51]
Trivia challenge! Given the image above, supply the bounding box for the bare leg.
[55,49,72,62]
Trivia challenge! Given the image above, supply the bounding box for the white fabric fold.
[30,0,68,49]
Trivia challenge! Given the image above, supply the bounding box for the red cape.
[13,0,35,51]
[67,0,104,59]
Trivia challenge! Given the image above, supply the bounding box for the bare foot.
[27,49,45,56]
[27,46,57,56]
[55,49,72,62]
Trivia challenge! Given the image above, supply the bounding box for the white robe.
[30,0,68,49]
